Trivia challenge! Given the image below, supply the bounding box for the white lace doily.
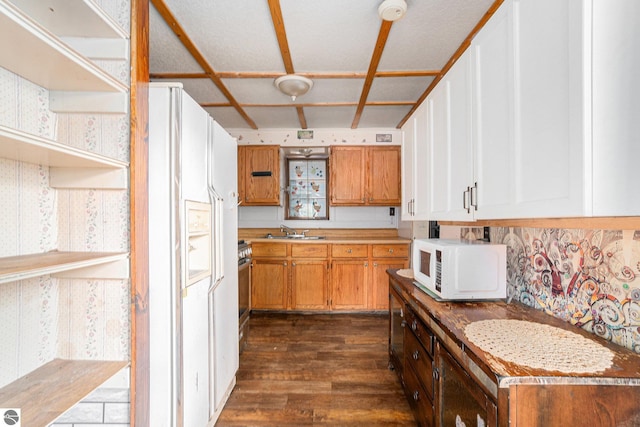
[396,268,414,279]
[464,319,614,374]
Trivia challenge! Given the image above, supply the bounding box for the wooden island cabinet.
[250,239,409,312]
[388,270,640,427]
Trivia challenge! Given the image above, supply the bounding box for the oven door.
[238,257,251,322]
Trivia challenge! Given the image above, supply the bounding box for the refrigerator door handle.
[207,185,225,292]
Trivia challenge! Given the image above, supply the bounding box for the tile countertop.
[388,269,640,389]
[247,237,411,244]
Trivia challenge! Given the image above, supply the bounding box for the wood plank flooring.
[216,312,416,426]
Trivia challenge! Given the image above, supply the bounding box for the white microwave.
[412,238,507,301]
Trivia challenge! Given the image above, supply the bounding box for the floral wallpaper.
[463,227,640,353]
[0,0,131,393]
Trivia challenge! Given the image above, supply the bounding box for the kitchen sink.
[265,234,325,240]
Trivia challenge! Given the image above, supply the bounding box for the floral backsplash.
[464,227,640,353]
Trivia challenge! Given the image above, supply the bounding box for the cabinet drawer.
[252,242,287,258]
[291,244,328,258]
[372,244,408,258]
[405,329,434,400]
[403,360,435,427]
[405,309,434,356]
[331,244,368,258]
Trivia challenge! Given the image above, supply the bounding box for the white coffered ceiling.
[149,0,497,130]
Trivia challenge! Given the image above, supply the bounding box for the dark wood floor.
[216,312,416,426]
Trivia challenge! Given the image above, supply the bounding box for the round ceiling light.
[274,74,314,101]
[378,0,407,22]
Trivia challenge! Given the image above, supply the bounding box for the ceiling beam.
[351,20,394,129]
[267,0,309,129]
[150,0,258,129]
[150,70,441,80]
[395,0,505,128]
[201,101,415,108]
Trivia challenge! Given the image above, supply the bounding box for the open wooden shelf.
[0,251,129,284]
[9,0,128,39]
[0,125,128,169]
[0,358,128,427]
[0,0,127,93]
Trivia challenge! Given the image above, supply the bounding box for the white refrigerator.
[148,83,239,427]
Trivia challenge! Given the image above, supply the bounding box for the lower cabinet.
[251,258,288,309]
[291,259,329,310]
[371,259,407,310]
[437,343,497,427]
[403,305,436,427]
[395,299,495,427]
[389,272,640,427]
[252,241,409,312]
[330,259,369,310]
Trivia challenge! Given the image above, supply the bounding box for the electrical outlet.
[389,207,395,216]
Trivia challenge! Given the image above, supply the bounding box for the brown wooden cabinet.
[389,271,640,427]
[368,146,402,205]
[330,259,369,310]
[371,244,409,310]
[238,145,280,206]
[251,242,329,310]
[251,258,288,309]
[292,259,329,310]
[252,240,408,312]
[330,145,401,206]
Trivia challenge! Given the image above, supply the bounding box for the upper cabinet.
[401,103,430,220]
[238,145,281,206]
[423,0,640,221]
[330,145,401,206]
[427,49,474,221]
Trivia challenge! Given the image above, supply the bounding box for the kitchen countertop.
[248,237,411,244]
[388,269,640,391]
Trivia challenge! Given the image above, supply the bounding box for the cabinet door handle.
[471,182,478,211]
[463,187,470,213]
[292,262,296,267]
[347,248,352,253]
[374,262,378,268]
[412,350,419,361]
[283,261,287,266]
[388,248,394,253]
[401,320,407,328]
[364,262,368,267]
[411,320,417,331]
[433,366,440,381]
[412,391,419,402]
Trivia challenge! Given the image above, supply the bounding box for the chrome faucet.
[280,224,298,236]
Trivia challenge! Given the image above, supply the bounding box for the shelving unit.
[0,125,128,189]
[0,251,129,285]
[0,0,128,113]
[0,0,132,423]
[0,359,128,426]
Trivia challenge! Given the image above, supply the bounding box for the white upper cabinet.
[401,110,416,219]
[590,0,640,216]
[401,102,430,221]
[474,0,585,219]
[428,50,474,221]
[426,0,639,221]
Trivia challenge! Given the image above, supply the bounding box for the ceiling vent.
[378,0,407,22]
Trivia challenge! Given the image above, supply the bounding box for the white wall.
[239,205,398,229]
